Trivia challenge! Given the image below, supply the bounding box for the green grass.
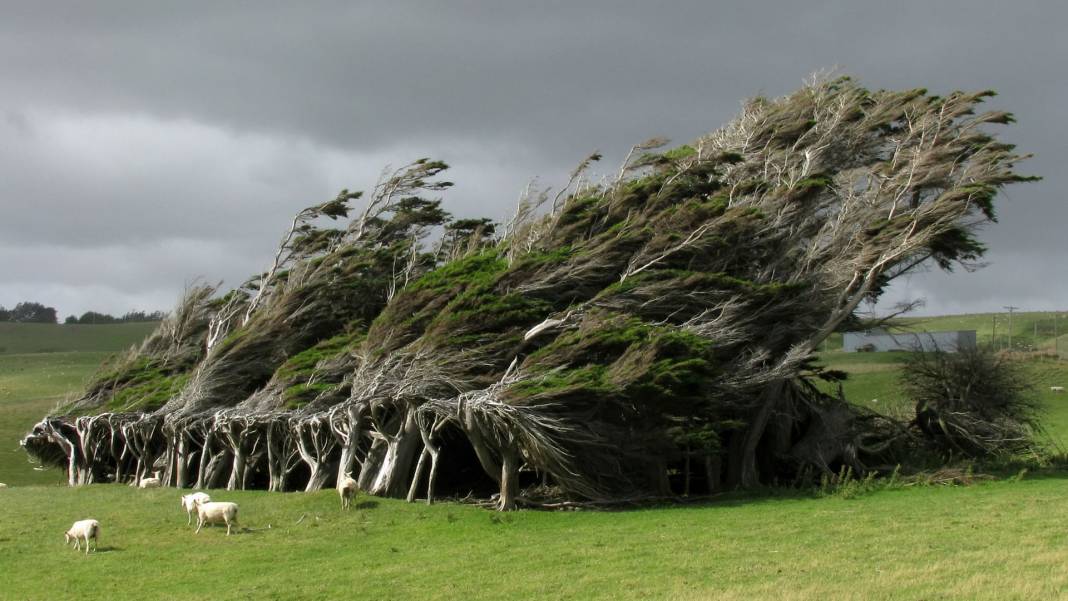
[0,352,110,485]
[7,320,1068,599]
[3,478,1068,599]
[818,311,1068,353]
[0,322,159,485]
[0,322,158,354]
[818,350,1068,447]
[900,312,1068,352]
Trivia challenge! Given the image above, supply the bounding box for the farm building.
[842,329,977,353]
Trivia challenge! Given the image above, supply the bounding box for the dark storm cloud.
[0,0,1064,316]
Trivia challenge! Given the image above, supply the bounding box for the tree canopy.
[22,76,1037,508]
[1,302,58,324]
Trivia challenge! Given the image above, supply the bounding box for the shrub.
[902,346,1042,458]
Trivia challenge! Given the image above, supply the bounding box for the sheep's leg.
[195,517,204,534]
[83,535,90,555]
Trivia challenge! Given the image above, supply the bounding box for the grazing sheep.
[181,492,212,525]
[139,471,162,489]
[1051,386,1065,393]
[64,519,100,555]
[195,501,239,536]
[338,473,358,510]
[0,483,7,488]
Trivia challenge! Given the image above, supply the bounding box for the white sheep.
[181,492,212,525]
[139,471,162,489]
[195,501,239,536]
[338,473,358,510]
[0,482,7,488]
[1051,386,1065,393]
[64,519,100,555]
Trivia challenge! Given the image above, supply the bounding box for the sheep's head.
[64,530,72,544]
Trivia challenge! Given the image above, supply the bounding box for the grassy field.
[3,479,1068,600]
[818,350,1068,448]
[5,321,1068,599]
[0,352,111,485]
[0,321,157,354]
[820,311,1068,353]
[0,322,157,485]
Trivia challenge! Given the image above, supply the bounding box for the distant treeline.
[0,302,58,324]
[0,301,163,325]
[64,311,166,325]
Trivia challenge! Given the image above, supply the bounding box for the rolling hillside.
[0,321,158,354]
[0,322,158,485]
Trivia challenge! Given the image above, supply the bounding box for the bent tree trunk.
[498,446,520,511]
[330,403,365,492]
[407,412,444,504]
[738,379,787,489]
[366,408,421,497]
[295,415,337,492]
[195,427,216,489]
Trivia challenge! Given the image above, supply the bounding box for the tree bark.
[705,455,721,493]
[406,448,430,503]
[498,447,520,511]
[739,380,786,489]
[366,410,421,497]
[195,428,215,489]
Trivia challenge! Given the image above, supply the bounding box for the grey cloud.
[0,0,1065,316]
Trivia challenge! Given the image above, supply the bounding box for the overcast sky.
[1,1,1064,318]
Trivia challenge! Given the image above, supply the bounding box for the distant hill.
[823,311,1068,354]
[898,312,1068,352]
[0,322,159,354]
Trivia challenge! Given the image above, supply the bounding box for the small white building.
[842,329,977,353]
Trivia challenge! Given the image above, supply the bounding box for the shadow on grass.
[353,500,379,510]
[71,545,121,554]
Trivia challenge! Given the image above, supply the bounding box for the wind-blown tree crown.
[23,76,1035,507]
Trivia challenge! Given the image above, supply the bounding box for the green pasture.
[0,321,157,354]
[2,472,1068,599]
[4,321,1068,599]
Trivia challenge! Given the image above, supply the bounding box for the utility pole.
[992,314,997,350]
[1055,313,1059,356]
[1003,306,1019,352]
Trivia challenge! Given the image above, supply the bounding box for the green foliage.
[514,313,719,433]
[274,331,363,384]
[509,246,573,271]
[404,250,507,295]
[283,381,336,409]
[437,292,552,347]
[80,356,190,412]
[105,371,190,412]
[903,346,1042,458]
[662,145,697,161]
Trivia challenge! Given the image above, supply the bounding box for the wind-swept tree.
[23,76,1036,507]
